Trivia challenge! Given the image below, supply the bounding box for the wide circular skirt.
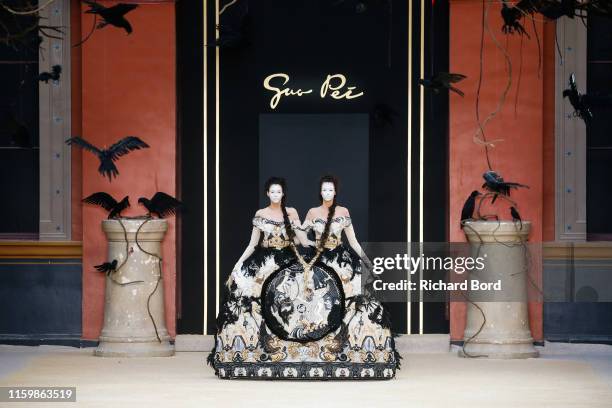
[208,246,400,380]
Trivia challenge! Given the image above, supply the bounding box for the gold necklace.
[290,243,322,300]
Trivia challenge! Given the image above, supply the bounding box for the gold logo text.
[263,73,364,109]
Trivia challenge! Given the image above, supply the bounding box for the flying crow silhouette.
[83,1,138,34]
[65,136,149,181]
[419,72,467,97]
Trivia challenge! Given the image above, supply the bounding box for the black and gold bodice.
[301,216,352,249]
[252,216,298,249]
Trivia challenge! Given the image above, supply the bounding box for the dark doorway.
[177,0,449,335]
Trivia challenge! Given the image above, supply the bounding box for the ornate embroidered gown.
[208,215,400,380]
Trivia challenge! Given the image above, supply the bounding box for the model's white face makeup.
[321,182,336,202]
[267,184,284,204]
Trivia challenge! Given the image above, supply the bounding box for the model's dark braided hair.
[264,176,295,242]
[319,174,339,248]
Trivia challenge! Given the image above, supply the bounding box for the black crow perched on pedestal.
[460,190,481,228]
[510,206,523,230]
[82,192,130,219]
[419,72,467,97]
[65,136,149,181]
[94,259,118,276]
[83,0,138,34]
[138,192,183,218]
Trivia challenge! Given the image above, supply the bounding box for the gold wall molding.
[543,242,612,260]
[0,241,82,259]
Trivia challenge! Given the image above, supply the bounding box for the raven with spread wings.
[82,192,130,219]
[482,170,529,203]
[65,136,149,181]
[138,192,183,219]
[83,0,138,34]
[418,72,467,97]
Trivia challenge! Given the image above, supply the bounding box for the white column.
[95,219,174,357]
[460,221,539,359]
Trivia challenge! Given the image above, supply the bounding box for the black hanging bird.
[482,170,529,203]
[65,136,149,181]
[371,103,398,128]
[501,1,531,37]
[82,192,130,219]
[83,0,138,34]
[38,65,62,83]
[510,206,523,230]
[460,190,481,228]
[419,72,467,97]
[138,192,183,218]
[563,73,593,125]
[94,259,118,276]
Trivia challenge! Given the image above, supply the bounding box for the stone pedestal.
[95,218,174,357]
[459,220,539,359]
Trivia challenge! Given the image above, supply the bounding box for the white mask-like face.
[321,182,336,202]
[267,184,284,204]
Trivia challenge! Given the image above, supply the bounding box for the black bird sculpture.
[65,136,149,181]
[418,72,467,97]
[501,1,530,37]
[563,73,593,125]
[138,192,183,218]
[94,259,118,276]
[371,103,399,128]
[482,170,529,203]
[460,190,481,228]
[82,192,130,219]
[83,0,138,34]
[510,206,523,230]
[38,65,62,83]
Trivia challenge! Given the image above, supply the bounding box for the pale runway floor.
[1,343,612,408]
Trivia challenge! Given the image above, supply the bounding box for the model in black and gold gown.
[208,176,399,380]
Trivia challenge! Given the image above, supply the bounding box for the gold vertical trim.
[203,0,208,335]
[407,0,413,336]
[418,0,425,335]
[215,0,221,318]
